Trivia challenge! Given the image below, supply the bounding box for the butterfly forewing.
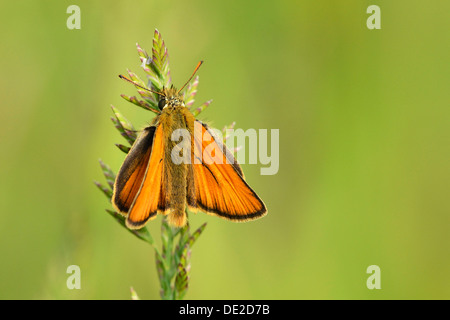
[188,121,267,221]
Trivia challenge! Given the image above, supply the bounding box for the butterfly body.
[113,81,267,229]
[155,88,196,227]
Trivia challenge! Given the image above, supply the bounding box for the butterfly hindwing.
[112,125,166,229]
[125,125,166,229]
[112,126,156,214]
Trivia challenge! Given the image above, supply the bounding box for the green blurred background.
[0,0,448,299]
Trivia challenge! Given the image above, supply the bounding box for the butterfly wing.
[188,121,267,221]
[112,126,155,214]
[112,125,165,229]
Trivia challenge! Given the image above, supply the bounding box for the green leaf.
[127,69,159,106]
[155,251,165,283]
[98,159,115,190]
[183,76,199,107]
[174,263,189,300]
[130,287,140,300]
[187,223,207,248]
[111,106,135,133]
[151,29,171,86]
[110,105,137,145]
[191,99,213,117]
[115,143,130,154]
[126,69,147,87]
[94,180,113,199]
[120,94,159,113]
[140,29,171,91]
[174,224,190,266]
[222,121,236,140]
[136,42,150,68]
[111,116,133,145]
[105,209,156,245]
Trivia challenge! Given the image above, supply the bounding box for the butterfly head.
[157,87,184,110]
[157,60,203,110]
[119,61,203,112]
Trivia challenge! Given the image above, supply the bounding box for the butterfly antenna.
[177,61,203,95]
[118,75,165,97]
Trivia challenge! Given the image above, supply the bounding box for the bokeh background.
[0,0,448,299]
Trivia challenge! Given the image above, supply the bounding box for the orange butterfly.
[112,62,267,229]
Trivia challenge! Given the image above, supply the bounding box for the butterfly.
[112,62,267,228]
